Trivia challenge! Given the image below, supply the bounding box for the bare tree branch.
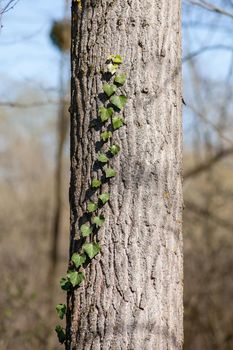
[0,26,43,45]
[186,103,233,145]
[185,0,233,19]
[0,0,20,32]
[0,100,64,108]
[186,200,233,232]
[0,0,19,15]
[184,147,233,179]
[183,45,233,63]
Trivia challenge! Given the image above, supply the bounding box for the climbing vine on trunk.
[55,55,127,345]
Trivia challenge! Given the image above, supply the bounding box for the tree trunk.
[68,0,183,349]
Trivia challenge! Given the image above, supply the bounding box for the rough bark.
[68,0,183,349]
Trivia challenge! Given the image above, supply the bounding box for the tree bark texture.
[68,0,183,349]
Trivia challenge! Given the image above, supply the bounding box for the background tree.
[183,2,233,349]
[67,1,183,349]
[49,1,70,278]
[0,1,233,350]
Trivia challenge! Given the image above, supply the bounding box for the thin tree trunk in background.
[68,0,183,349]
[50,0,70,275]
[50,85,69,272]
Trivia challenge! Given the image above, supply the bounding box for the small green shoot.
[99,193,110,204]
[92,215,105,228]
[103,83,117,97]
[98,153,109,163]
[56,304,66,320]
[110,95,127,110]
[55,325,66,344]
[100,131,112,142]
[109,144,120,155]
[114,74,126,85]
[67,271,85,287]
[99,106,113,122]
[83,243,101,259]
[104,167,117,178]
[112,116,124,130]
[91,178,101,188]
[87,202,98,213]
[80,224,93,237]
[71,253,86,268]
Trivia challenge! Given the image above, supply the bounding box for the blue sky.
[0,1,232,96]
[0,0,66,97]
[0,0,69,156]
[183,1,233,82]
[0,0,232,148]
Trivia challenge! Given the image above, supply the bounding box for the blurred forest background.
[0,0,233,349]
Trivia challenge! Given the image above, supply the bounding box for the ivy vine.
[55,54,127,344]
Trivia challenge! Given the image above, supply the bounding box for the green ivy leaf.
[104,167,117,178]
[98,153,109,163]
[92,215,105,228]
[60,277,72,291]
[113,54,123,64]
[109,144,120,155]
[99,192,110,204]
[71,253,86,268]
[67,271,85,287]
[100,131,112,142]
[56,304,66,320]
[107,63,119,74]
[114,74,126,85]
[91,178,101,188]
[112,116,124,130]
[83,242,101,259]
[110,95,127,110]
[99,106,113,122]
[55,325,66,344]
[80,224,93,237]
[87,202,98,213]
[107,54,123,64]
[103,83,117,97]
